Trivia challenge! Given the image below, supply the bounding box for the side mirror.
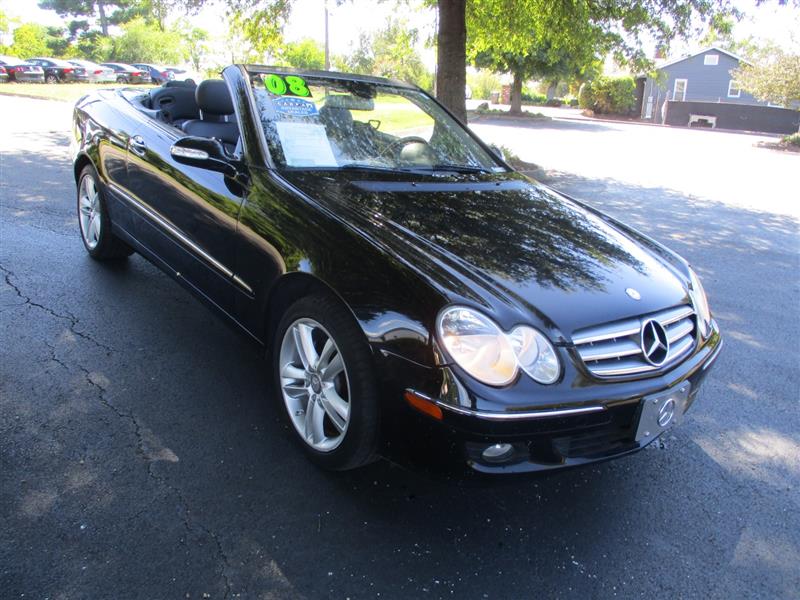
[170,136,238,177]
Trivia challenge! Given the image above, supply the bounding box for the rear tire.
[77,165,134,260]
[116,76,127,83]
[45,74,58,84]
[272,294,380,470]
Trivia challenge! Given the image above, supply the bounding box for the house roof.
[654,46,752,70]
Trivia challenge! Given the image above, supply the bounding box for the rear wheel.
[116,75,127,83]
[45,74,58,84]
[273,294,380,470]
[77,166,134,260]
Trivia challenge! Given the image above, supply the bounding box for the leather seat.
[181,80,240,147]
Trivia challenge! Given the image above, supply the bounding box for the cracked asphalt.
[1,95,799,599]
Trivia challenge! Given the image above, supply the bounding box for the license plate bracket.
[635,382,691,442]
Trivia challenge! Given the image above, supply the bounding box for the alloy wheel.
[279,318,351,452]
[78,174,102,250]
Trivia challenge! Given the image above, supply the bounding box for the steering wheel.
[377,136,430,159]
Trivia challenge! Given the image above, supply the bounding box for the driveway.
[1,95,799,599]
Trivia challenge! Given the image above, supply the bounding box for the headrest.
[196,79,234,115]
[322,94,374,111]
[319,105,354,128]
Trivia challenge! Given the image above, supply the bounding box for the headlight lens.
[688,268,711,338]
[508,325,561,384]
[437,307,561,386]
[438,307,518,386]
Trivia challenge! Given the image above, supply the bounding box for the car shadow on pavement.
[2,136,798,599]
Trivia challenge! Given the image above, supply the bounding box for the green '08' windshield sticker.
[264,74,311,97]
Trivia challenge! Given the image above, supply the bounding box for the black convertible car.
[71,66,722,474]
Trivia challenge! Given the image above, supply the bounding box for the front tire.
[273,294,380,470]
[77,166,134,260]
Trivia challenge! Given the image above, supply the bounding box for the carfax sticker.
[273,97,319,118]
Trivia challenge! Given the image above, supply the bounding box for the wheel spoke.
[89,214,100,241]
[281,363,306,381]
[292,323,318,370]
[282,383,308,398]
[320,388,348,432]
[304,398,325,444]
[316,338,335,371]
[321,352,344,382]
[79,194,92,213]
[86,178,97,207]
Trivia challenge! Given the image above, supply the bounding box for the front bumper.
[379,323,722,475]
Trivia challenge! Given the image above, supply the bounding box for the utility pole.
[324,0,330,70]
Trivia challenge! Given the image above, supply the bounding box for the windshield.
[246,68,503,173]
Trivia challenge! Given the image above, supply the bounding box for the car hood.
[279,170,689,341]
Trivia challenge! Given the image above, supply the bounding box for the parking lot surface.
[1,95,799,599]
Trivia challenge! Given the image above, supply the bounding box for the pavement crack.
[76,360,233,599]
[0,262,114,355]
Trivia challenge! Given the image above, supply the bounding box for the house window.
[673,79,687,101]
[704,54,719,66]
[727,80,741,98]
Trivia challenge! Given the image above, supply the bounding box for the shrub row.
[578,76,637,115]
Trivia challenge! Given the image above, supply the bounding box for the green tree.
[733,47,800,110]
[282,38,325,70]
[111,17,186,63]
[38,1,135,36]
[337,20,433,90]
[181,25,209,70]
[9,23,50,58]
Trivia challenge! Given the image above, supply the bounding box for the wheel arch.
[262,272,372,359]
[73,152,95,184]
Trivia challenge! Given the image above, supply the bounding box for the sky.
[1,0,798,69]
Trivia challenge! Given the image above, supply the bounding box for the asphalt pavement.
[1,95,799,599]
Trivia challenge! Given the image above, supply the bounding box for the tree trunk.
[436,0,467,123]
[97,2,109,36]
[510,71,523,114]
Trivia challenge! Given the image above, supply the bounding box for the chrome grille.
[573,305,696,378]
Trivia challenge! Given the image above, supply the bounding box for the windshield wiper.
[427,164,492,174]
[337,163,399,173]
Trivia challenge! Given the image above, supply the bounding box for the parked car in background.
[100,62,148,84]
[27,57,78,83]
[0,65,7,83]
[0,56,44,82]
[164,66,198,84]
[132,63,174,84]
[68,59,116,83]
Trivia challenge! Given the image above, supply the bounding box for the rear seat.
[148,84,200,127]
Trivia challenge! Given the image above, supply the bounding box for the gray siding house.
[639,46,799,133]
[641,46,763,121]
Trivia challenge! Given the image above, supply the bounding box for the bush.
[568,97,579,107]
[467,70,502,101]
[578,76,637,115]
[521,88,546,104]
[782,132,800,147]
[545,98,563,107]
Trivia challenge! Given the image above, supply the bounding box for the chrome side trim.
[702,338,723,371]
[436,401,605,421]
[108,182,252,294]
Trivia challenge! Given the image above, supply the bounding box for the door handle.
[130,135,147,156]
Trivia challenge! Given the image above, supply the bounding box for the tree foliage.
[281,38,325,70]
[9,24,51,57]
[333,19,432,90]
[733,47,800,109]
[38,1,136,36]
[111,17,186,63]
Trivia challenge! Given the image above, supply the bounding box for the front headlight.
[688,268,711,338]
[437,307,561,386]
